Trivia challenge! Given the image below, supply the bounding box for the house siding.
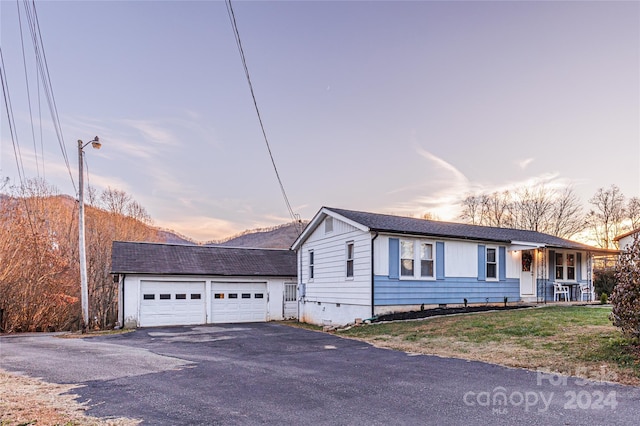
[298,216,372,325]
[374,276,520,305]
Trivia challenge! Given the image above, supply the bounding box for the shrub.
[610,234,640,338]
[594,268,617,297]
[600,293,608,305]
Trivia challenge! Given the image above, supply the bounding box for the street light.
[78,136,101,331]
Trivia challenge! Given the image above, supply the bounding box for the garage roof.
[111,241,297,277]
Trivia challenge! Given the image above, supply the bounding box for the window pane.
[487,263,497,279]
[401,259,414,276]
[567,267,575,280]
[346,260,354,277]
[401,241,413,258]
[175,294,186,300]
[556,267,564,279]
[347,243,354,259]
[421,260,434,277]
[555,253,563,265]
[242,293,251,299]
[159,294,171,300]
[191,294,201,300]
[421,243,433,260]
[487,248,496,263]
[254,293,264,299]
[229,293,238,299]
[143,294,155,300]
[214,293,224,299]
[567,254,575,267]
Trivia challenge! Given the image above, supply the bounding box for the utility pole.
[78,136,101,331]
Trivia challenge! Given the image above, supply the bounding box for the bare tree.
[0,180,160,331]
[459,183,585,239]
[99,187,131,216]
[587,185,626,249]
[460,194,484,225]
[627,197,640,230]
[547,187,585,239]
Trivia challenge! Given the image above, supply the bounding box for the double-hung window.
[566,254,575,280]
[486,247,497,280]
[400,240,415,277]
[555,252,576,281]
[555,252,564,280]
[420,243,434,278]
[346,242,354,278]
[400,239,436,279]
[309,250,315,280]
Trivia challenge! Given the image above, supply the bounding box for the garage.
[211,282,267,323]
[139,281,206,327]
[112,242,297,328]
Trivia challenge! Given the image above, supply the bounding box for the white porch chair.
[579,284,594,302]
[553,282,570,302]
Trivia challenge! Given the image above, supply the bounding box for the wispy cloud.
[385,146,473,220]
[517,157,535,170]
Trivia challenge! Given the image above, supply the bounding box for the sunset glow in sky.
[1,1,639,241]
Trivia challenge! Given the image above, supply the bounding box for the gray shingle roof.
[326,207,605,252]
[111,241,297,276]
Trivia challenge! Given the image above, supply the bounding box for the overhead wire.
[0,47,27,186]
[22,0,76,194]
[225,0,302,231]
[1,46,40,245]
[17,0,41,178]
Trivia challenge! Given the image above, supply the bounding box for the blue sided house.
[291,207,615,327]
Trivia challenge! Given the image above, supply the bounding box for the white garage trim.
[139,281,206,327]
[211,282,267,323]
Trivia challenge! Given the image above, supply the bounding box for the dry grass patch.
[338,306,640,386]
[0,369,140,426]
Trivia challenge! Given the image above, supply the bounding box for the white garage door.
[211,282,267,323]
[139,281,206,327]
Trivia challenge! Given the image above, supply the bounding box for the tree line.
[0,178,160,332]
[459,184,639,249]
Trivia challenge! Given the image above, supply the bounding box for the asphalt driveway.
[1,323,639,425]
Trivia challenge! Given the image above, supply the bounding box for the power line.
[225,0,301,229]
[21,0,76,194]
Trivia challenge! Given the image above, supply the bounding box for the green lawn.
[335,306,639,385]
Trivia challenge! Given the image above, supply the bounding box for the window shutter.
[477,245,486,281]
[577,253,582,281]
[436,241,445,280]
[389,238,399,279]
[548,250,555,281]
[499,246,506,281]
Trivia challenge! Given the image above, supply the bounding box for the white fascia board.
[508,241,545,252]
[291,207,370,250]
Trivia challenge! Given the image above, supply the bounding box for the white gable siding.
[445,241,478,278]
[299,217,371,305]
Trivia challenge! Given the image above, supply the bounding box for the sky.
[1,0,639,242]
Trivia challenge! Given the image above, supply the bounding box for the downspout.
[298,248,302,322]
[371,232,379,318]
[120,274,126,328]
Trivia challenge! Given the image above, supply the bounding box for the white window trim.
[399,239,437,280]
[555,251,577,282]
[308,250,315,282]
[345,241,354,279]
[486,246,498,281]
